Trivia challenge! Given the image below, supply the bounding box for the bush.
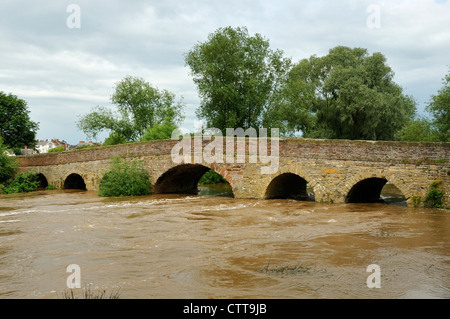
[76,144,98,150]
[12,147,22,156]
[46,184,56,190]
[2,172,39,194]
[48,146,65,153]
[198,170,227,185]
[424,181,444,209]
[99,156,151,197]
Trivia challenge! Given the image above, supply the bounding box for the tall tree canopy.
[0,92,39,149]
[269,46,417,140]
[395,69,449,142]
[426,69,449,142]
[77,76,184,144]
[185,26,291,133]
[394,116,439,142]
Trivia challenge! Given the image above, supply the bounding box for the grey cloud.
[0,0,449,144]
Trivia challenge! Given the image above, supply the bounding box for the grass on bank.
[60,285,121,299]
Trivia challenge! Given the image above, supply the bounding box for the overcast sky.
[1,0,449,145]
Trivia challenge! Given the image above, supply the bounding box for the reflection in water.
[380,183,407,206]
[0,187,448,299]
[198,183,233,197]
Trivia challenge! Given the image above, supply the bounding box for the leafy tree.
[141,121,178,141]
[0,92,39,149]
[185,26,291,133]
[394,117,439,142]
[0,138,18,186]
[426,69,449,142]
[77,76,184,144]
[198,170,227,185]
[102,132,128,146]
[270,46,416,140]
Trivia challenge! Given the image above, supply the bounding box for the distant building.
[20,145,36,155]
[35,139,70,153]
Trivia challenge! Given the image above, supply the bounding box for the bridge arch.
[263,164,319,201]
[345,172,409,204]
[153,164,234,197]
[63,173,87,190]
[265,173,314,201]
[36,173,48,189]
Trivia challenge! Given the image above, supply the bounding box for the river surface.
[0,185,448,299]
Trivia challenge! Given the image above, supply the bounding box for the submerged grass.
[258,264,311,276]
[60,285,121,299]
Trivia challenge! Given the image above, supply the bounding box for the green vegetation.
[74,28,447,144]
[426,69,450,142]
[1,139,41,194]
[0,91,39,149]
[11,147,22,156]
[395,69,449,142]
[76,144,98,150]
[2,172,39,194]
[48,146,65,153]
[424,181,444,209]
[198,170,227,185]
[394,117,439,142]
[0,138,18,186]
[269,46,416,140]
[141,121,178,141]
[185,26,291,134]
[46,185,56,190]
[77,76,184,145]
[184,28,423,141]
[98,156,151,197]
[411,196,422,207]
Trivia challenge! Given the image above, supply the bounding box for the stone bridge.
[16,137,450,207]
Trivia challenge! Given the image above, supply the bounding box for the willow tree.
[270,46,417,140]
[185,26,291,133]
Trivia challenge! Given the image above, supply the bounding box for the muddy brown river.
[0,185,448,299]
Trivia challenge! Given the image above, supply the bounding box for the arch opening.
[346,178,406,205]
[63,173,87,190]
[198,170,233,197]
[154,164,234,197]
[36,173,48,189]
[380,182,407,206]
[265,173,314,201]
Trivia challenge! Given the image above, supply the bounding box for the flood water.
[0,184,448,299]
